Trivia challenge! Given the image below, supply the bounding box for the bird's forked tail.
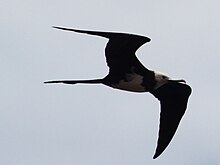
[44,79,104,85]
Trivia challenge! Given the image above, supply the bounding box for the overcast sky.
[1,0,220,164]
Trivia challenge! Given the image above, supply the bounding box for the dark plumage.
[45,26,192,159]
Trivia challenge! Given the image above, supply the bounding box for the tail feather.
[44,79,104,85]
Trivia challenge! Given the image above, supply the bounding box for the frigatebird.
[45,26,192,159]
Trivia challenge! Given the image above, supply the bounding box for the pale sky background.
[1,0,220,164]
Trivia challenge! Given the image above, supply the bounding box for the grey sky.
[1,0,220,164]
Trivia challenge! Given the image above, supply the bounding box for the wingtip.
[52,25,58,28]
[153,151,161,159]
[52,26,77,32]
[52,26,66,30]
[153,155,157,159]
[52,26,83,34]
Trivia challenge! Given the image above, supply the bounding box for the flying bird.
[45,26,192,159]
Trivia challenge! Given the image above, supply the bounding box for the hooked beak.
[168,79,186,83]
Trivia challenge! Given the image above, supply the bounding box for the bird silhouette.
[45,26,192,159]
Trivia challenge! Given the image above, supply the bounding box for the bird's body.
[45,26,192,159]
[109,73,148,92]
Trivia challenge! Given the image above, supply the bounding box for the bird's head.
[154,71,186,90]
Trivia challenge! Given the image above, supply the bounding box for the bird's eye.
[162,76,166,79]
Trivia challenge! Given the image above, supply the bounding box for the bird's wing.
[150,82,192,159]
[52,26,151,75]
[103,31,151,75]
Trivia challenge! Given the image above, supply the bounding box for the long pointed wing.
[53,26,151,75]
[104,33,150,75]
[151,82,192,159]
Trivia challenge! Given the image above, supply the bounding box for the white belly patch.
[111,74,146,92]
